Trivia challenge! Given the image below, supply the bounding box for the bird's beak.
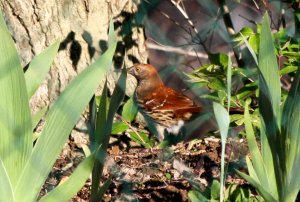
[127,66,135,75]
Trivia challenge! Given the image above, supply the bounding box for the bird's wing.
[142,87,201,111]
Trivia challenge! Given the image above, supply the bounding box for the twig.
[146,41,209,58]
[115,114,151,148]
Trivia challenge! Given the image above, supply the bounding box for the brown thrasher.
[128,64,202,140]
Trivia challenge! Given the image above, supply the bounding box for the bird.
[128,64,202,140]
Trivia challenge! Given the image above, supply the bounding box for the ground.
[41,134,251,202]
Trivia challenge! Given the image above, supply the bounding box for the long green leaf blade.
[0,10,32,187]
[258,14,284,200]
[0,159,14,202]
[282,68,300,197]
[213,102,229,202]
[15,41,117,202]
[244,104,268,186]
[259,13,281,119]
[91,82,108,199]
[32,106,48,131]
[25,40,59,98]
[237,171,276,202]
[91,68,126,202]
[39,155,94,202]
[245,156,259,183]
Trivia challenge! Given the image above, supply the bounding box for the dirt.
[39,132,251,202]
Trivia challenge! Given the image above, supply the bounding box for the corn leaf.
[0,10,32,187]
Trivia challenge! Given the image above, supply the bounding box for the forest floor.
[41,134,253,202]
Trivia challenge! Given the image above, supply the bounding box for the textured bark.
[0,0,147,145]
[1,0,146,111]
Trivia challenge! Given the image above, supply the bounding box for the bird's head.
[128,64,164,97]
[128,64,161,82]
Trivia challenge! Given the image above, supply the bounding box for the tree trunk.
[1,0,147,108]
[0,0,147,145]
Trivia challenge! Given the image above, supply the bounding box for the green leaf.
[0,159,14,202]
[0,9,32,187]
[91,67,126,201]
[249,34,260,54]
[91,82,108,199]
[209,53,229,68]
[111,122,129,134]
[245,156,259,184]
[241,33,258,65]
[210,180,220,200]
[122,97,138,122]
[258,14,283,200]
[25,40,59,98]
[207,78,226,91]
[39,155,94,202]
[240,27,254,36]
[15,36,117,202]
[188,190,208,202]
[227,54,232,111]
[93,177,112,202]
[32,107,48,131]
[282,68,300,198]
[280,65,298,75]
[244,104,272,193]
[213,102,229,202]
[237,171,276,202]
[165,173,171,180]
[94,81,108,146]
[128,131,154,148]
[108,20,115,48]
[259,13,281,119]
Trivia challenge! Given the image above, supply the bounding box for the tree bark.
[1,0,147,109]
[0,0,147,145]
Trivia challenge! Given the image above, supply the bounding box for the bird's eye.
[136,67,140,72]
